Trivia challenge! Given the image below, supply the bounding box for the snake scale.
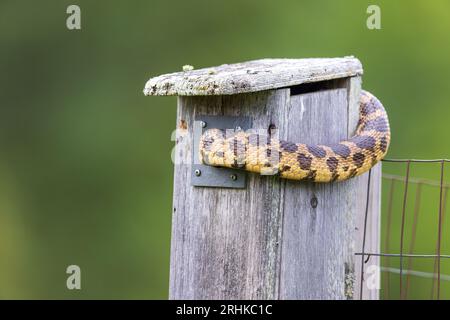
[199,90,390,183]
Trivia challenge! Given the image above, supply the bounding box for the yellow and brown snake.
[199,90,390,182]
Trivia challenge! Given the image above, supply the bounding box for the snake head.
[199,128,225,166]
[199,128,247,168]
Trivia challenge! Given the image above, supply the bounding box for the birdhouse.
[144,57,381,300]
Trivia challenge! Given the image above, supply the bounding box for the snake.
[199,90,390,183]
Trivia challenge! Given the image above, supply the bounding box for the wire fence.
[357,158,449,300]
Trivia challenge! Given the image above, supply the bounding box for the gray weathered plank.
[353,164,381,300]
[279,87,353,299]
[170,90,289,299]
[348,76,381,300]
[144,57,363,96]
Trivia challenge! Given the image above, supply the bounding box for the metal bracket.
[192,115,252,188]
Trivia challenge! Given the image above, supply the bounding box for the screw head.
[195,169,201,176]
[200,121,207,128]
[230,174,238,181]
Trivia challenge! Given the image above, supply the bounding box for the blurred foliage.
[0,0,449,299]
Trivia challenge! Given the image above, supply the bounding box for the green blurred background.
[0,0,449,299]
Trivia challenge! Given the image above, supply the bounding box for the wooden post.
[144,58,381,300]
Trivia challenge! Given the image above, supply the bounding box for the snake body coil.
[199,90,390,183]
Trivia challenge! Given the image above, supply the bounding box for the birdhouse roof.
[143,57,363,96]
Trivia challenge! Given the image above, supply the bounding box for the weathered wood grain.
[354,164,381,300]
[276,76,381,300]
[144,57,363,96]
[279,88,354,299]
[348,76,381,300]
[170,90,289,299]
[169,76,380,299]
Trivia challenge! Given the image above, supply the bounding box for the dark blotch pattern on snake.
[199,90,390,182]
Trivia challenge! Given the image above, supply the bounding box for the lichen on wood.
[143,57,363,96]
